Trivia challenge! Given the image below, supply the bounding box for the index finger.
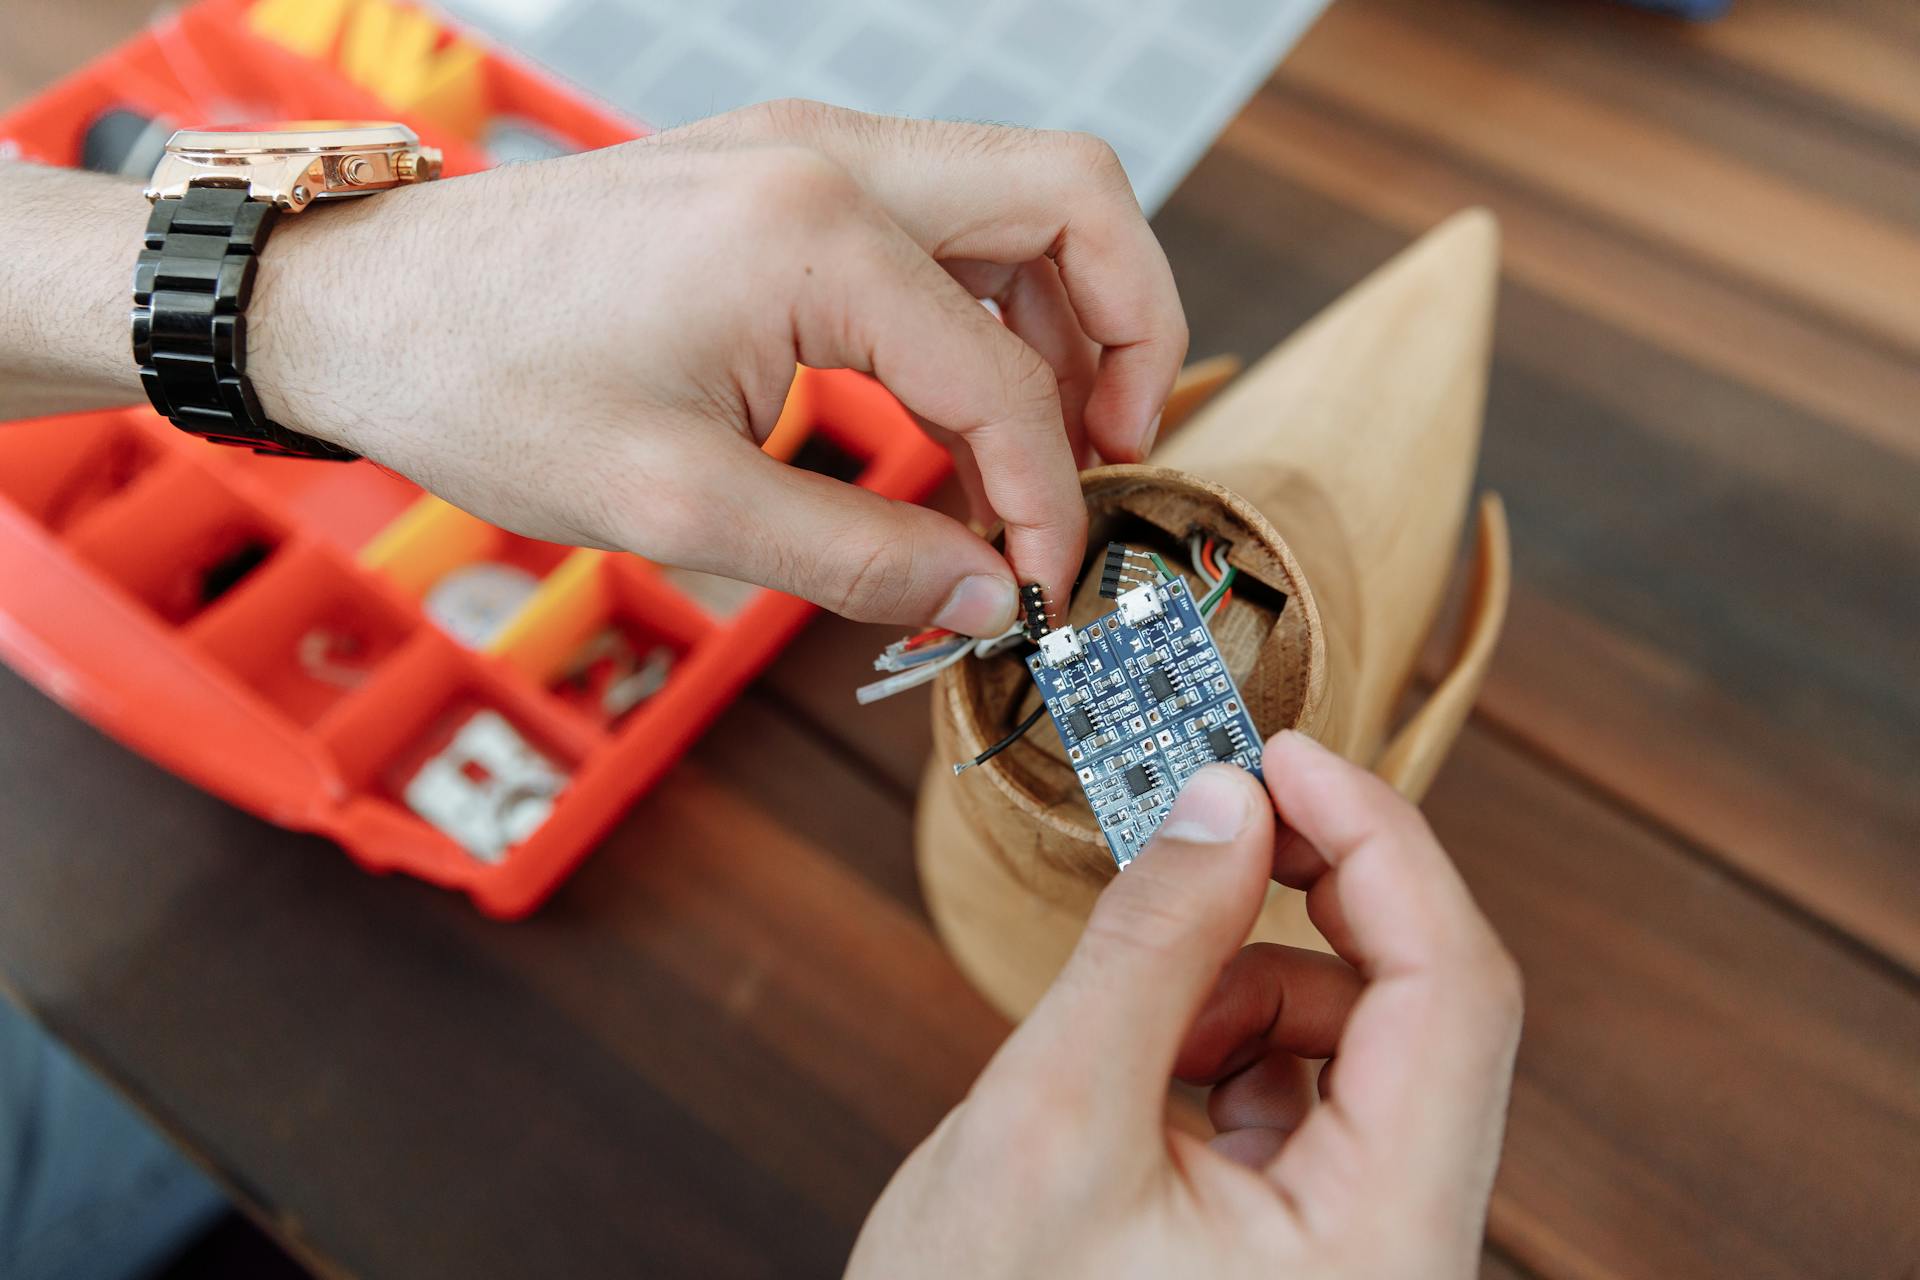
[792,193,1087,601]
[732,103,1188,462]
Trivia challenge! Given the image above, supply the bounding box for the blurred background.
[1,0,1915,1277]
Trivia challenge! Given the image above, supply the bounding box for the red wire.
[1204,539,1232,610]
[903,627,953,650]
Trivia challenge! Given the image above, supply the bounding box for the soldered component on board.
[1038,625,1084,667]
[1117,581,1164,624]
[1026,573,1268,868]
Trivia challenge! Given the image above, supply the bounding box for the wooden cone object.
[916,209,1513,1020]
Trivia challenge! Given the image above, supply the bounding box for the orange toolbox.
[0,0,949,916]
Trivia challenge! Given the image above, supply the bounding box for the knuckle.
[619,485,704,563]
[1168,311,1193,365]
[1478,943,1526,1025]
[1445,933,1524,1033]
[745,145,860,222]
[1056,129,1129,189]
[823,519,912,620]
[737,96,840,141]
[1001,338,1064,421]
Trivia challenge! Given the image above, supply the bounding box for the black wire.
[955,702,1047,774]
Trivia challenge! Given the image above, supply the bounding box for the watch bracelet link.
[132,186,357,460]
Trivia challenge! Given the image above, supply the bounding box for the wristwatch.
[133,122,441,459]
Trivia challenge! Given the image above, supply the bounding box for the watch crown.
[395,147,442,182]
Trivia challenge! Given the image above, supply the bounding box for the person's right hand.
[847,730,1524,1279]
[246,101,1187,635]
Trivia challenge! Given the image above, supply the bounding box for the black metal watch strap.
[132,186,356,460]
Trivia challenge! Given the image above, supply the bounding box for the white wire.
[877,638,969,672]
[1190,533,1221,587]
[857,621,1024,703]
[857,642,969,703]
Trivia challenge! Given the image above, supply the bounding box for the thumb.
[659,442,1020,635]
[985,765,1275,1132]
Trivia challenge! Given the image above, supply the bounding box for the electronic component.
[1021,581,1050,641]
[860,616,1029,705]
[1038,626,1084,667]
[1117,582,1163,624]
[425,563,540,648]
[952,702,1047,775]
[555,627,675,722]
[1099,543,1158,599]
[1027,575,1264,868]
[403,710,566,863]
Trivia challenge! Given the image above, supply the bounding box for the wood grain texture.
[3,1,1919,1279]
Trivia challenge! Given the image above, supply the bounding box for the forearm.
[0,162,148,419]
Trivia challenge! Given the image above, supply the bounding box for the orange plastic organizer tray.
[0,2,949,916]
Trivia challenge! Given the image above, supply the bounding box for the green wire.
[1200,566,1238,614]
[1142,549,1233,615]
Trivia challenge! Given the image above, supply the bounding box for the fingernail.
[1157,766,1251,843]
[1139,411,1162,458]
[933,574,1017,637]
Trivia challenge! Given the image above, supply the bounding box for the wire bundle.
[857,621,1025,705]
[1189,534,1237,617]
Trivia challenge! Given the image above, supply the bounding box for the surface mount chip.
[1027,577,1266,868]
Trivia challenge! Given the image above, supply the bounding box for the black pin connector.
[1098,542,1129,599]
[1021,582,1050,641]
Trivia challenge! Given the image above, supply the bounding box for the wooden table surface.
[4,1,1918,1277]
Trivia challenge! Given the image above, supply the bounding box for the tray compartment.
[0,411,167,533]
[212,448,423,557]
[492,549,714,728]
[359,495,574,647]
[313,629,593,866]
[65,458,286,625]
[763,367,885,482]
[186,540,418,728]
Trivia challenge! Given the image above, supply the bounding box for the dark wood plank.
[0,663,1002,1279]
[1372,0,1920,230]
[1276,2,1920,356]
[1431,726,1920,1280]
[1480,1250,1535,1280]
[1428,586,1920,976]
[1224,81,1920,466]
[1689,0,1920,134]
[1148,130,1920,970]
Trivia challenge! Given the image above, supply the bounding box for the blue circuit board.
[1026,577,1263,868]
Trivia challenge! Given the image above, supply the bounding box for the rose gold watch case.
[144,121,442,211]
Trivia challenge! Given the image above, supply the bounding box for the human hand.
[847,731,1522,1280]
[247,101,1186,634]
